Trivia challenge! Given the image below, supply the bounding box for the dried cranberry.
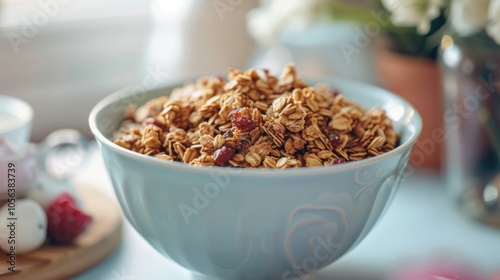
[232,117,257,132]
[214,146,236,166]
[223,130,233,138]
[330,158,346,165]
[153,119,168,131]
[329,133,343,148]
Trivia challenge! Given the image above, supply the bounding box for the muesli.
[113,64,399,168]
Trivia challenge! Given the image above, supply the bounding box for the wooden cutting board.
[0,186,122,280]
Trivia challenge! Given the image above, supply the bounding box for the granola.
[113,64,399,168]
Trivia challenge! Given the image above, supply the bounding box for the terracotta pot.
[375,49,444,171]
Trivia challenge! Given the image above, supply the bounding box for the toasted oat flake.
[113,64,399,168]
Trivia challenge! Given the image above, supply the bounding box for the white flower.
[247,0,331,46]
[381,0,448,34]
[450,0,491,37]
[487,0,500,44]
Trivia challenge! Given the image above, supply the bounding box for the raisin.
[214,146,236,166]
[153,118,168,131]
[330,158,346,165]
[329,133,343,148]
[232,117,257,132]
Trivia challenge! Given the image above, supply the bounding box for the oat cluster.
[113,64,399,168]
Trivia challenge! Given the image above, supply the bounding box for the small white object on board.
[0,199,47,254]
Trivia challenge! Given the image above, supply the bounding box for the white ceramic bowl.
[0,95,36,200]
[0,95,33,147]
[89,78,422,280]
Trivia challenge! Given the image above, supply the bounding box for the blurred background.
[0,0,380,141]
[0,0,256,141]
[2,0,500,279]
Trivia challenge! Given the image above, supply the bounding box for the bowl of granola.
[89,64,421,280]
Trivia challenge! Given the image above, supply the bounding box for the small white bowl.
[89,78,422,280]
[0,95,33,147]
[0,96,36,200]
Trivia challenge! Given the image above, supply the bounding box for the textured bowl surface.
[89,78,422,280]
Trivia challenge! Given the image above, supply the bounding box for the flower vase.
[440,30,500,227]
[375,47,444,171]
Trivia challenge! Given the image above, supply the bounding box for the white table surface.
[71,146,500,280]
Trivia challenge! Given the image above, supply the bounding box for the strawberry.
[46,192,92,244]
